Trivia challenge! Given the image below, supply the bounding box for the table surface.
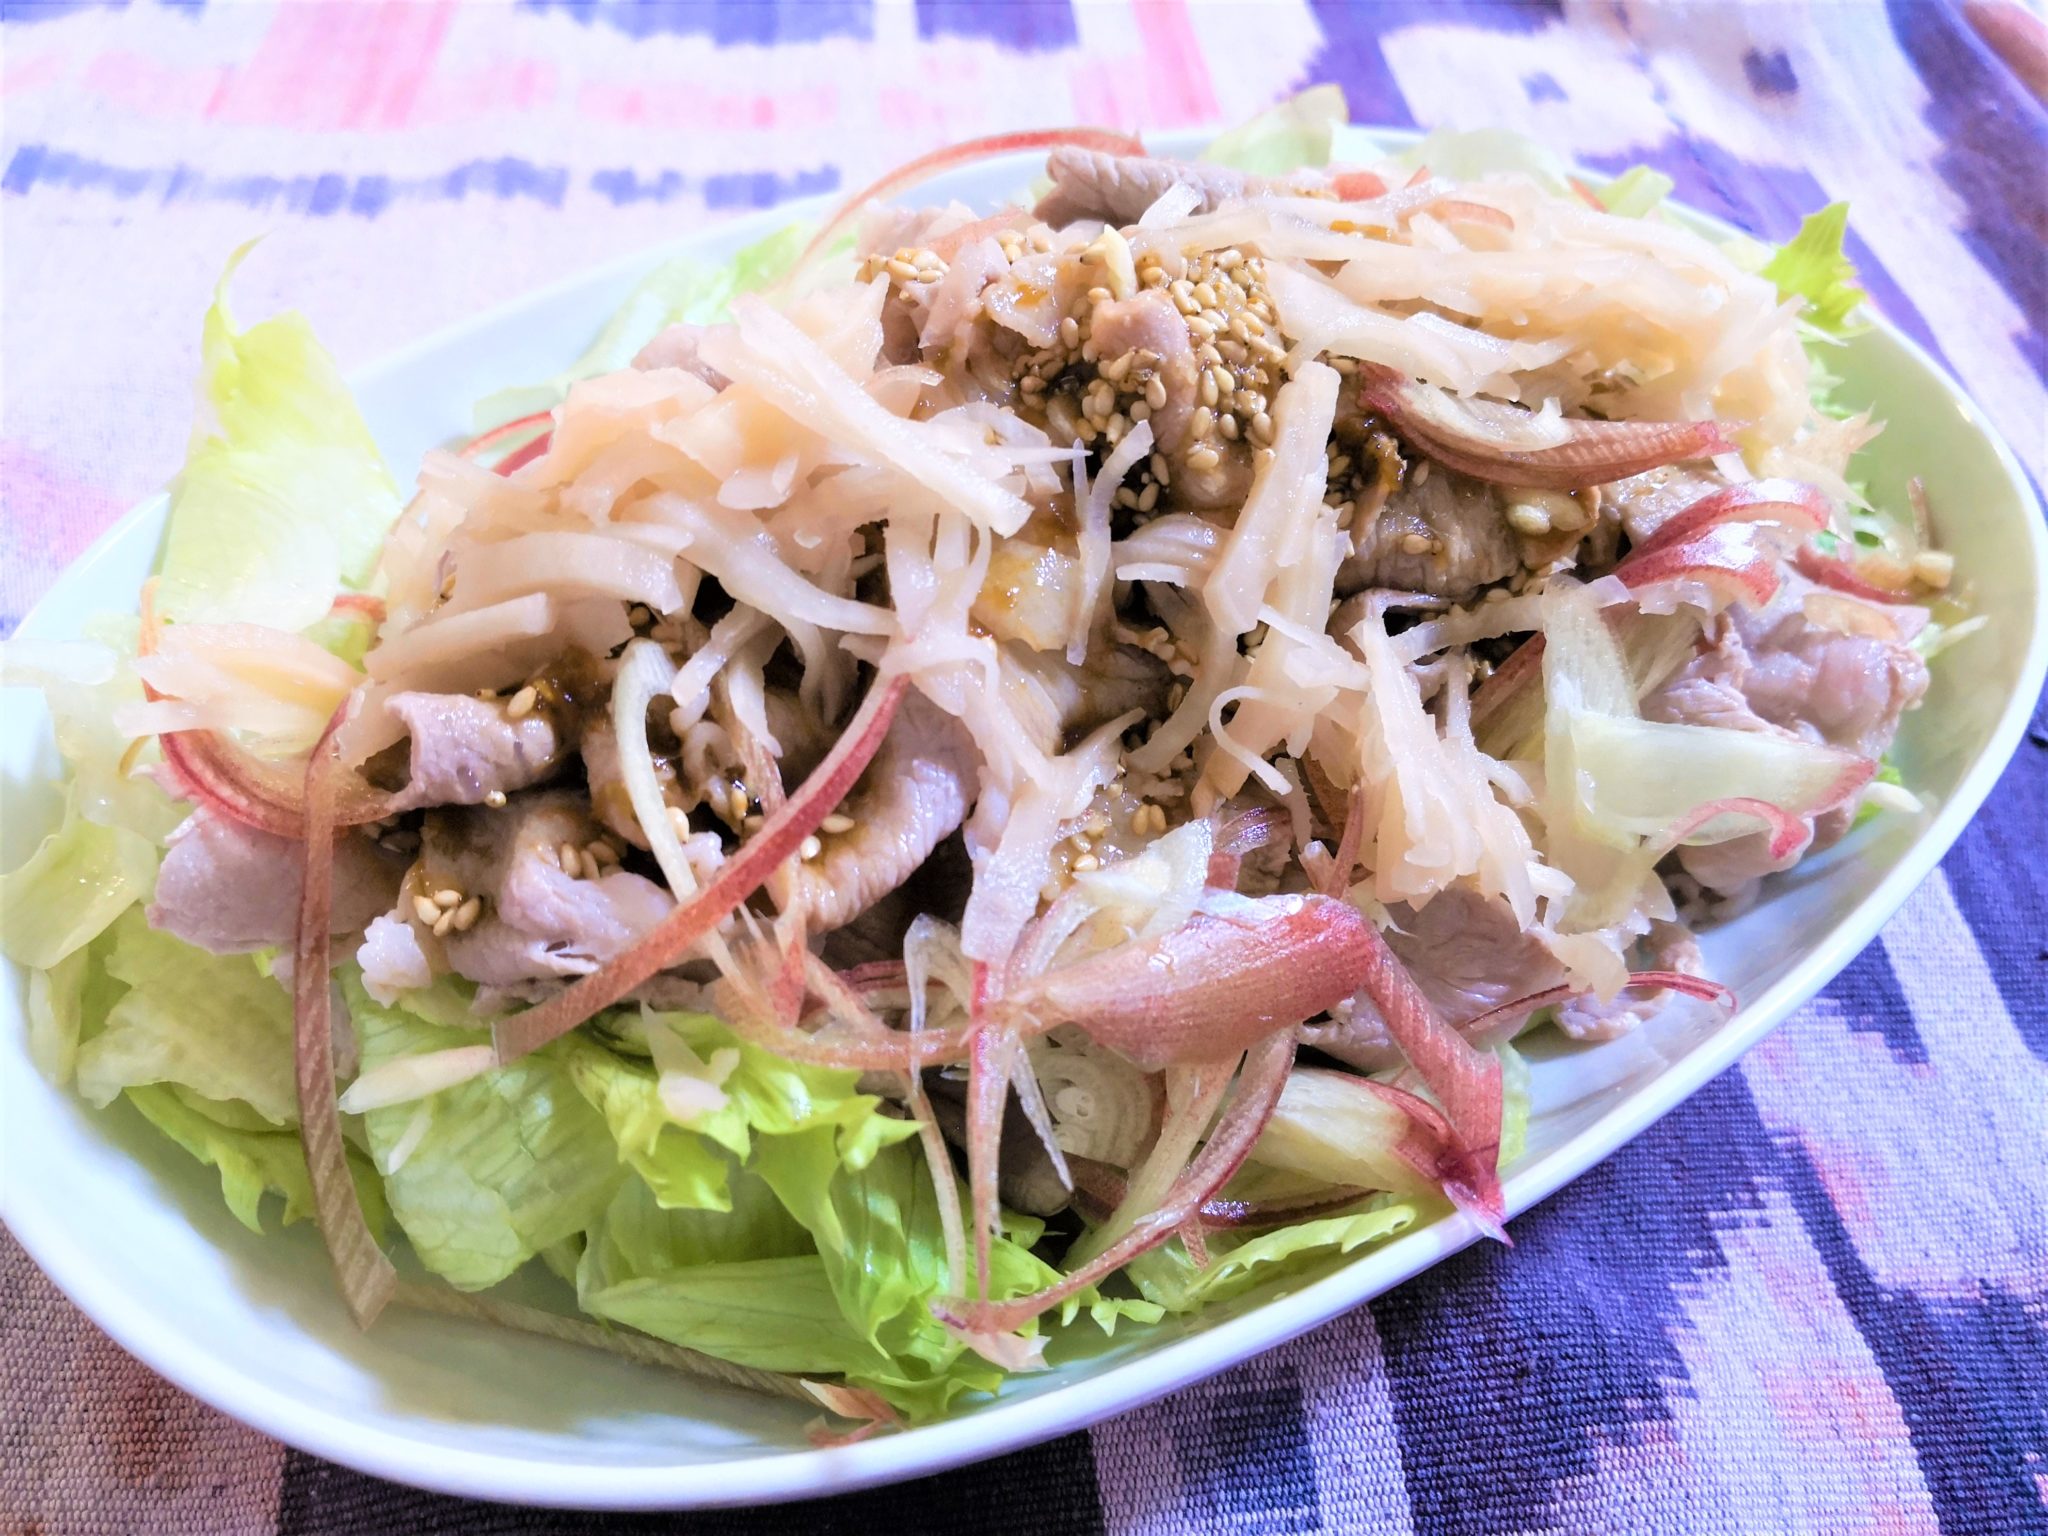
[3,2,2044,1533]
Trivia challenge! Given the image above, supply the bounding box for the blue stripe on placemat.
[1777,1139,2048,1536]
[1369,1069,1776,1536]
[916,0,1075,52]
[273,1429,1105,1533]
[1,144,840,216]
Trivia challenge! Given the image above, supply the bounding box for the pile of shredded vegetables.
[42,109,1966,1419]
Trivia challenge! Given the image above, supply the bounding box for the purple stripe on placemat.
[1940,696,2048,1062]
[516,0,874,47]
[274,1430,1105,1533]
[1824,938,1928,1065]
[1776,1140,2048,1536]
[1369,1070,1777,1536]
[1301,0,1417,130]
[1887,0,2048,383]
[916,0,1076,53]
[1174,1364,1322,1531]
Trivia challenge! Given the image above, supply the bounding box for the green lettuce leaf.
[1498,1042,1532,1169]
[1201,84,1348,175]
[343,971,625,1290]
[0,791,157,970]
[1126,1196,1419,1313]
[1596,165,1675,218]
[663,1010,918,1169]
[73,908,297,1120]
[126,1083,390,1237]
[575,1171,883,1377]
[565,1010,917,1212]
[155,243,401,633]
[1763,203,1869,337]
[2,625,183,842]
[585,1255,893,1378]
[473,223,811,429]
[1388,126,1574,193]
[25,921,127,1086]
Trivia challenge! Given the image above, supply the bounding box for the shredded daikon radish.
[1073,420,1152,664]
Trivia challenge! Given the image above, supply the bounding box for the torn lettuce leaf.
[72,908,298,1122]
[1596,164,1675,218]
[473,222,811,429]
[1201,84,1348,175]
[1763,202,1869,337]
[126,1082,390,1238]
[563,1009,915,1213]
[343,970,624,1291]
[1126,1196,1419,1313]
[1387,125,1575,194]
[154,243,401,634]
[0,792,157,972]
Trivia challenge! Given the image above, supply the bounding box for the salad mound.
[1,93,1968,1434]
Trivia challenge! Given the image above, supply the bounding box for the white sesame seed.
[433,888,462,910]
[412,895,441,926]
[1188,445,1222,471]
[484,789,507,809]
[1507,503,1553,536]
[454,896,482,931]
[1412,461,1432,486]
[558,842,584,878]
[1144,375,1168,411]
[1219,413,1241,441]
[1071,853,1101,873]
[507,685,539,720]
[799,835,823,861]
[1190,405,1215,441]
[820,813,856,835]
[1200,372,1220,408]
[1059,316,1081,348]
[668,805,692,835]
[432,910,456,938]
[1401,531,1434,555]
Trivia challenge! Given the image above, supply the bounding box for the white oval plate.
[4,130,2045,1510]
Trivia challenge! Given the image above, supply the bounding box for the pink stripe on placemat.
[207,0,454,132]
[1133,0,1220,127]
